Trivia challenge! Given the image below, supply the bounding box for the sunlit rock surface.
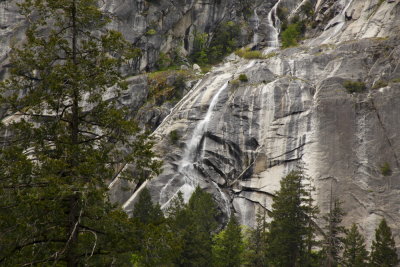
[121,0,400,247]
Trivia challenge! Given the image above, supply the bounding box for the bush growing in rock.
[380,162,392,176]
[372,80,388,89]
[343,80,367,93]
[239,74,248,82]
[281,23,302,48]
[235,48,264,59]
[190,21,241,66]
[146,28,157,35]
[169,130,180,144]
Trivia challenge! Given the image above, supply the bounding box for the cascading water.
[158,59,256,212]
[159,82,229,207]
[253,8,260,44]
[180,82,228,169]
[265,0,283,49]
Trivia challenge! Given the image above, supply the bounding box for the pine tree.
[131,188,180,267]
[341,224,368,267]
[132,187,164,225]
[370,218,399,267]
[266,171,319,267]
[173,186,219,266]
[246,208,268,267]
[321,195,345,267]
[212,216,244,267]
[0,0,160,265]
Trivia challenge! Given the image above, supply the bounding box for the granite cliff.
[1,0,400,249]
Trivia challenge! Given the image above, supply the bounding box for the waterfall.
[180,82,229,168]
[159,82,229,206]
[266,0,283,48]
[253,8,260,44]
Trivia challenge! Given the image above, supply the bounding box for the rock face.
[2,0,400,250]
[120,0,400,248]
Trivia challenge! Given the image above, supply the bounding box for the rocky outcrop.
[120,0,400,248]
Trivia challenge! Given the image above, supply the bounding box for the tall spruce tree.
[0,0,160,265]
[132,187,164,225]
[341,224,368,267]
[246,208,268,266]
[266,171,319,267]
[321,195,345,267]
[174,186,219,266]
[131,188,180,267]
[370,218,399,267]
[212,216,244,267]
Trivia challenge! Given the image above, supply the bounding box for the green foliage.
[235,48,264,59]
[133,188,164,225]
[191,21,241,66]
[0,0,160,265]
[212,216,244,267]
[372,80,388,89]
[321,197,346,267]
[265,52,279,59]
[370,219,399,267]
[169,130,180,144]
[191,31,209,66]
[281,23,302,48]
[146,28,157,35]
[208,21,241,64]
[341,224,369,267]
[166,187,219,266]
[343,80,367,93]
[156,52,173,70]
[301,1,315,16]
[239,74,249,82]
[391,78,400,83]
[131,188,180,267]
[246,209,269,266]
[236,0,252,19]
[230,79,241,91]
[148,69,191,105]
[380,162,392,176]
[266,171,319,267]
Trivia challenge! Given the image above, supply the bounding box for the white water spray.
[266,0,283,48]
[181,82,229,170]
[159,82,229,205]
[253,8,260,44]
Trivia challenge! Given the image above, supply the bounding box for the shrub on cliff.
[281,23,302,48]
[343,80,367,93]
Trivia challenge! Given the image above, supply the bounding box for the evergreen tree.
[133,187,164,225]
[321,196,345,267]
[246,208,268,267]
[266,171,319,267]
[212,216,244,267]
[0,0,160,265]
[370,218,399,267]
[174,186,219,266]
[341,224,368,267]
[131,188,180,267]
